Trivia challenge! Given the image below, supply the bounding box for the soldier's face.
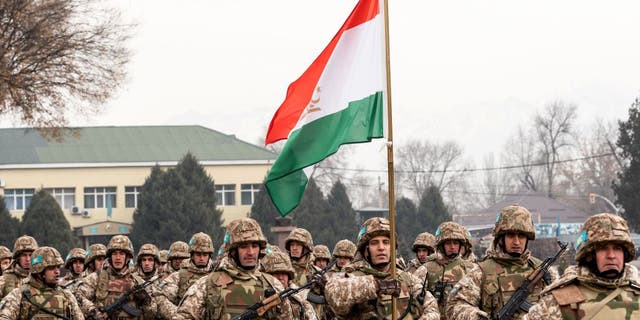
[367,236,391,266]
[289,241,305,260]
[503,232,527,254]
[72,259,85,274]
[237,242,260,269]
[18,251,32,269]
[110,250,128,270]
[595,243,625,276]
[416,247,431,263]
[140,255,156,273]
[1,258,11,271]
[444,240,461,257]
[171,258,185,270]
[94,256,105,271]
[192,252,210,268]
[273,272,290,287]
[336,256,352,268]
[43,265,60,285]
[314,258,328,269]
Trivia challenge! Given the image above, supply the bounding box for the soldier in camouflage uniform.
[406,233,436,274]
[84,243,107,275]
[158,250,168,270]
[135,244,160,280]
[262,251,319,320]
[286,228,319,286]
[160,241,190,281]
[460,227,478,263]
[523,213,640,320]
[413,222,476,317]
[173,218,294,320]
[312,245,331,270]
[0,246,84,320]
[0,235,38,299]
[446,205,551,320]
[76,235,155,319]
[60,248,87,290]
[325,217,440,320]
[0,247,11,275]
[330,240,357,273]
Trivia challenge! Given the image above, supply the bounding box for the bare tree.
[534,101,578,197]
[0,0,132,138]
[480,153,516,208]
[502,126,543,192]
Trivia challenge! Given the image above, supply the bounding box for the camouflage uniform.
[461,226,478,263]
[160,241,190,281]
[413,222,475,317]
[312,245,331,267]
[406,233,436,274]
[0,235,38,299]
[60,248,87,293]
[329,240,357,274]
[286,228,319,286]
[524,213,640,320]
[0,246,11,275]
[262,251,318,320]
[84,243,107,275]
[159,250,168,264]
[174,218,294,320]
[446,205,549,320]
[76,235,156,319]
[325,217,440,320]
[134,244,160,281]
[0,246,84,320]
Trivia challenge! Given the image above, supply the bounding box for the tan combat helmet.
[30,246,64,274]
[285,228,314,253]
[137,243,160,264]
[332,239,356,259]
[493,205,536,242]
[168,241,191,260]
[261,251,295,280]
[158,250,168,264]
[13,235,38,259]
[0,246,12,260]
[188,232,215,254]
[435,222,468,248]
[412,232,436,253]
[85,243,107,267]
[575,213,636,263]
[107,235,134,257]
[313,245,331,260]
[356,217,392,253]
[224,218,267,252]
[64,248,87,269]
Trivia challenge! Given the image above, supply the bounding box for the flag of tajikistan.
[265,0,385,216]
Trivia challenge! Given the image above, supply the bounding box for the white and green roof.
[0,125,276,168]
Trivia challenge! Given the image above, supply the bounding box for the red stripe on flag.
[265,0,380,145]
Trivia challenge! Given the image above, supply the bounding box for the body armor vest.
[19,285,71,320]
[424,256,472,313]
[204,270,274,320]
[95,268,143,319]
[2,267,28,297]
[551,281,640,320]
[177,268,209,304]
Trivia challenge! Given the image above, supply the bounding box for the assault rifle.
[495,241,567,320]
[99,274,160,320]
[233,259,337,320]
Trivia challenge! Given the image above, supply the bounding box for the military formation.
[1,205,639,320]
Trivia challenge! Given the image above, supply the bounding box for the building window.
[125,186,141,208]
[4,188,35,210]
[44,188,75,209]
[241,184,261,205]
[84,187,116,209]
[215,184,236,206]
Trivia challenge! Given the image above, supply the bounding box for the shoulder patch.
[550,284,585,306]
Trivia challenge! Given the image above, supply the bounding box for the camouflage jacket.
[524,264,640,320]
[413,252,475,316]
[173,256,294,320]
[291,258,319,287]
[445,246,548,320]
[155,257,216,307]
[160,263,180,281]
[325,258,440,320]
[406,258,426,275]
[288,285,318,320]
[0,264,29,299]
[0,275,84,320]
[133,266,158,281]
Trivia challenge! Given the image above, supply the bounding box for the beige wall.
[0,163,270,228]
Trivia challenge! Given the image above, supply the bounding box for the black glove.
[312,273,328,288]
[133,289,151,306]
[376,278,401,297]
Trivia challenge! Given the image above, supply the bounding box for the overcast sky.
[62,1,640,172]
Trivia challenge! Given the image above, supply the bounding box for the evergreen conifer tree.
[418,186,451,233]
[396,196,418,259]
[290,179,331,246]
[21,190,77,254]
[0,195,20,247]
[325,180,358,248]
[613,97,640,231]
[249,182,281,243]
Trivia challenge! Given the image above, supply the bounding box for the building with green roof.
[0,125,276,246]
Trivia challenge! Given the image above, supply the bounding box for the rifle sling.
[22,289,70,320]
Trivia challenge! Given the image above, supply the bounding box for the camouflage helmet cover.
[264,244,283,255]
[493,205,536,240]
[285,228,314,253]
[261,251,295,280]
[224,218,267,251]
[575,213,635,263]
[412,232,436,252]
[356,217,392,252]
[13,235,38,259]
[168,241,191,259]
[107,235,134,257]
[189,232,215,254]
[332,239,356,258]
[0,246,12,260]
[85,243,107,266]
[158,250,168,263]
[435,222,469,247]
[312,245,331,260]
[64,248,86,269]
[137,243,160,263]
[30,246,64,274]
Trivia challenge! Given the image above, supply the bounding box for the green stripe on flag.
[266,91,384,216]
